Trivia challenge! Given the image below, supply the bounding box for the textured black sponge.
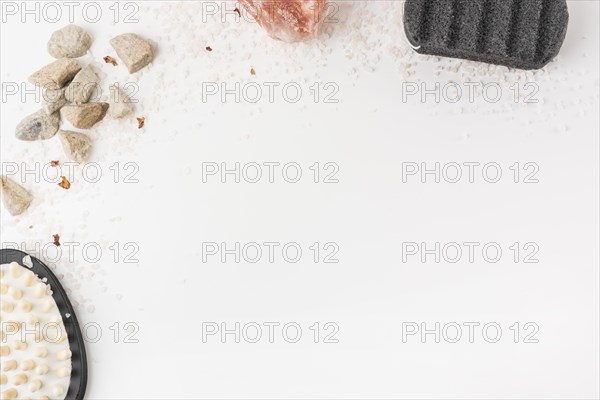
[403,0,569,70]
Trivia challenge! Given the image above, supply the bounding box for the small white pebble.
[34,330,44,342]
[42,299,55,312]
[56,366,71,378]
[0,284,7,295]
[33,282,47,298]
[8,286,22,300]
[34,347,48,358]
[52,384,65,397]
[21,255,33,268]
[9,262,21,278]
[0,346,10,356]
[0,388,18,400]
[26,315,40,325]
[2,359,17,371]
[29,379,43,392]
[22,270,35,286]
[3,321,20,333]
[13,373,27,385]
[0,374,6,384]
[56,349,72,361]
[35,364,49,375]
[0,301,14,313]
[18,300,32,312]
[13,340,28,351]
[22,359,35,371]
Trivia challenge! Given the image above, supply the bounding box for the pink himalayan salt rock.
[240,0,327,42]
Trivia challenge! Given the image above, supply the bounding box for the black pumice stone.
[404,0,569,70]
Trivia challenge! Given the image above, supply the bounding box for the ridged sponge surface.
[403,0,569,70]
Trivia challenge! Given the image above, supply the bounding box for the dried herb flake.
[58,176,71,190]
[104,56,118,66]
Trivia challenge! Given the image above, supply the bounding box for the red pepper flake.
[53,234,60,246]
[103,56,118,66]
[234,7,241,17]
[206,46,213,52]
[58,176,71,190]
[50,160,59,167]
[250,68,256,76]
[137,117,145,129]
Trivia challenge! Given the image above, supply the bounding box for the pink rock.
[240,0,327,42]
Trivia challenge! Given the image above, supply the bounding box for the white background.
[1,1,599,399]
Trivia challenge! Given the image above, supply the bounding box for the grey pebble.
[15,109,60,141]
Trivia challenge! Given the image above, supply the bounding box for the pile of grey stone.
[3,25,155,216]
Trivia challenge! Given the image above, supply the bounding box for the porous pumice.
[0,262,71,400]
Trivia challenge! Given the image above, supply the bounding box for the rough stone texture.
[29,58,81,89]
[42,88,67,115]
[48,24,92,58]
[59,130,92,163]
[15,109,60,141]
[65,65,100,104]
[1,175,33,216]
[108,84,135,118]
[61,103,109,129]
[239,0,327,42]
[110,33,155,73]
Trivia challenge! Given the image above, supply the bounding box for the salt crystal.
[240,0,327,42]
